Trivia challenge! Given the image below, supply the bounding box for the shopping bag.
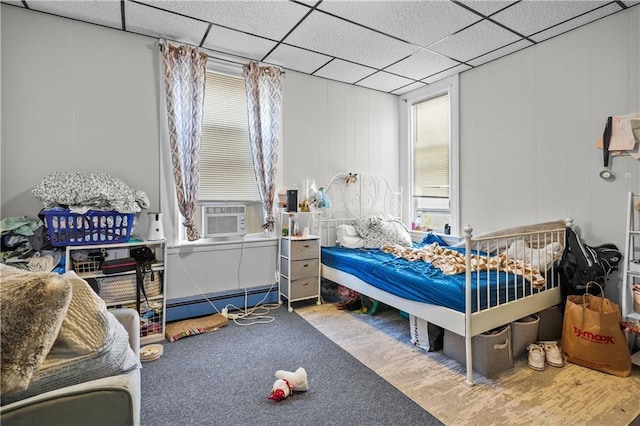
[561,282,631,377]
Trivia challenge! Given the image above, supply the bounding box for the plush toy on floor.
[267,367,308,402]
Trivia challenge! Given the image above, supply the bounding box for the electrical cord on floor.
[174,239,281,326]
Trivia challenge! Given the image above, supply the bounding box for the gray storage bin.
[443,324,513,378]
[536,304,563,341]
[511,314,540,359]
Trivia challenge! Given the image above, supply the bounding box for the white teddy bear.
[267,367,308,402]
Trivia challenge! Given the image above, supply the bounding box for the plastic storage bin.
[43,209,134,246]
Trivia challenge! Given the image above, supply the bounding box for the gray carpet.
[140,305,443,426]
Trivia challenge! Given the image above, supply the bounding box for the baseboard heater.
[166,284,278,322]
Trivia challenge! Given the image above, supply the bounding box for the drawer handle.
[301,282,308,286]
[303,264,309,267]
[303,244,310,248]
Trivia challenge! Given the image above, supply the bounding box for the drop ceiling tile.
[2,1,25,7]
[421,64,471,84]
[135,0,310,41]
[313,59,377,84]
[530,3,622,43]
[392,81,427,96]
[317,1,481,47]
[203,24,276,61]
[125,1,209,46]
[266,44,332,74]
[285,10,420,69]
[467,39,532,67]
[621,1,640,5]
[26,0,121,29]
[356,71,415,93]
[428,20,521,62]
[385,50,461,80]
[457,1,517,17]
[491,1,611,37]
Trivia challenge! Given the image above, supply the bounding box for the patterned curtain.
[243,62,283,232]
[161,40,207,241]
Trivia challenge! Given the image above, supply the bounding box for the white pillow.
[336,224,365,248]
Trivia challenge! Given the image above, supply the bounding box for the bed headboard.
[316,173,402,246]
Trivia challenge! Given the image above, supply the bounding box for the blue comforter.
[321,245,542,313]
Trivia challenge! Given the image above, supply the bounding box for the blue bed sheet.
[321,245,542,313]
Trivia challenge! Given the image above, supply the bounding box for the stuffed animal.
[267,367,308,401]
[268,378,292,402]
[275,367,308,391]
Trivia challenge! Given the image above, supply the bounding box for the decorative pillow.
[0,265,72,395]
[353,214,412,248]
[31,171,149,213]
[47,271,111,357]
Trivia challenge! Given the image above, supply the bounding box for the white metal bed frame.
[317,172,569,386]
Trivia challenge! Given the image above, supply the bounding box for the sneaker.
[527,343,545,371]
[540,341,564,367]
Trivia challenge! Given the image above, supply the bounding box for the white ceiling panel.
[491,1,612,37]
[428,19,522,62]
[356,71,414,92]
[391,81,427,96]
[27,0,122,30]
[266,44,332,74]
[203,24,277,61]
[136,0,310,41]
[313,59,377,84]
[2,0,23,7]
[285,10,420,69]
[467,39,532,67]
[4,0,636,94]
[530,3,622,43]
[126,1,209,46]
[385,49,461,80]
[458,1,516,17]
[317,1,481,48]
[421,64,471,84]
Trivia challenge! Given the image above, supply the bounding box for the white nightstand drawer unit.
[278,226,322,312]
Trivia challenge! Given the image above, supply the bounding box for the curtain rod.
[158,38,285,75]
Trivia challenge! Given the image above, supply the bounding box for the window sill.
[167,233,278,254]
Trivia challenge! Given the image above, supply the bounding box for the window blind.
[199,71,259,202]
[412,93,450,199]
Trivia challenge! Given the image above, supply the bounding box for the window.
[185,70,264,239]
[402,75,458,235]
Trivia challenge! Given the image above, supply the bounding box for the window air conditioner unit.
[201,204,246,237]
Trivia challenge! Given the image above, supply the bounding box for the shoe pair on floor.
[527,341,564,371]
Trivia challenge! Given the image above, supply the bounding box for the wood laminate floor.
[296,303,640,426]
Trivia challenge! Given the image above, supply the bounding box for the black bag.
[130,246,156,265]
[558,227,621,298]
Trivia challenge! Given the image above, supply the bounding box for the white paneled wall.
[282,71,399,193]
[1,6,160,230]
[459,6,640,300]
